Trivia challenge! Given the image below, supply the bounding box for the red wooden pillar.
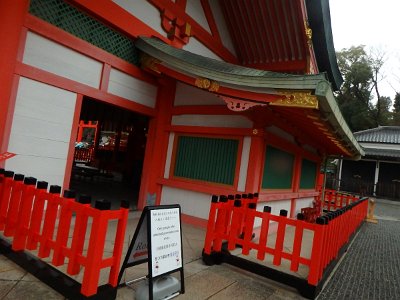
[0,0,29,155]
[138,78,176,209]
[290,155,302,218]
[245,131,264,193]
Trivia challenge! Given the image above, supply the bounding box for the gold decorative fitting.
[140,53,161,74]
[195,78,220,92]
[304,21,312,45]
[271,91,318,109]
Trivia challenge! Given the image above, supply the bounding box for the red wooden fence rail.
[0,168,129,297]
[203,192,368,291]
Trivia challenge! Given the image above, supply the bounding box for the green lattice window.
[262,146,294,189]
[173,136,238,185]
[300,159,317,189]
[29,0,139,65]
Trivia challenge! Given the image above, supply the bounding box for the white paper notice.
[150,208,182,276]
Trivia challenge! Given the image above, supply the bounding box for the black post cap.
[235,194,242,199]
[4,170,14,178]
[95,199,111,210]
[253,193,259,198]
[0,168,4,174]
[279,209,288,217]
[24,177,37,185]
[228,195,235,200]
[49,185,61,194]
[263,206,271,213]
[120,200,130,209]
[63,190,76,199]
[36,181,48,190]
[78,194,91,204]
[316,217,325,225]
[241,194,248,199]
[248,203,257,209]
[247,193,254,199]
[14,173,24,181]
[220,195,228,203]
[211,195,219,203]
[234,199,241,207]
[297,213,305,221]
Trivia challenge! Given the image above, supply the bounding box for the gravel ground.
[317,201,400,300]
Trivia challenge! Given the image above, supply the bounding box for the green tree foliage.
[336,46,376,131]
[336,46,393,131]
[392,93,400,125]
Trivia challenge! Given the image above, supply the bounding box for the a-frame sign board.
[118,205,184,300]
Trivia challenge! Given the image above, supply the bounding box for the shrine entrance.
[70,97,149,209]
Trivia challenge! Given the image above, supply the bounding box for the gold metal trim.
[271,91,318,109]
[195,77,220,92]
[140,53,161,74]
[304,21,312,45]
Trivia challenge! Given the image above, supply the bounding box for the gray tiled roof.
[354,126,400,144]
[362,147,400,158]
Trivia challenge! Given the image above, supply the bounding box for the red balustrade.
[0,170,129,297]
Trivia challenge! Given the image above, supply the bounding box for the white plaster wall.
[237,137,251,192]
[174,82,222,106]
[208,1,237,57]
[295,197,315,216]
[186,0,211,33]
[23,32,102,88]
[172,115,253,128]
[164,133,176,179]
[108,68,157,108]
[161,186,211,219]
[183,37,222,61]
[112,0,167,38]
[5,77,76,187]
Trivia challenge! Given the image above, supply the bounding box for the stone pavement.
[317,199,400,300]
[0,200,399,299]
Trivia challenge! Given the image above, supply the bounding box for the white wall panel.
[208,1,237,56]
[108,68,157,108]
[186,0,211,33]
[5,77,76,187]
[172,114,253,128]
[174,82,222,106]
[183,37,222,61]
[237,137,251,192]
[161,186,211,219]
[23,32,102,88]
[112,0,167,38]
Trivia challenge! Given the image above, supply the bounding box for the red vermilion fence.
[0,169,129,297]
[322,189,358,211]
[203,192,368,298]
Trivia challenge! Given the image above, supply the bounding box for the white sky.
[329,0,400,99]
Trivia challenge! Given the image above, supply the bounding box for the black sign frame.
[118,204,185,300]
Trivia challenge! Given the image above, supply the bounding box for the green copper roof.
[136,36,328,91]
[135,36,363,158]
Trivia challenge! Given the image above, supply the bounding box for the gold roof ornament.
[271,91,319,109]
[304,21,312,45]
[140,53,161,74]
[194,77,219,92]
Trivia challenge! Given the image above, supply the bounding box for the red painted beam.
[0,0,30,154]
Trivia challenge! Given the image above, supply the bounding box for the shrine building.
[0,0,363,226]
